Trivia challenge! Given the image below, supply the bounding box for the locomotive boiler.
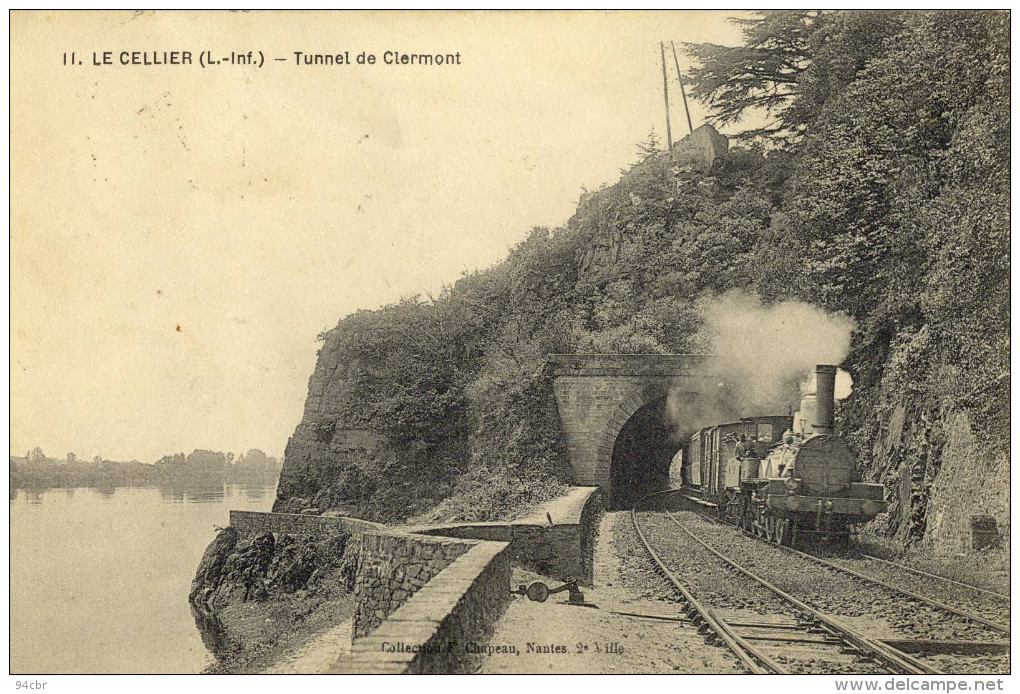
[682,365,887,545]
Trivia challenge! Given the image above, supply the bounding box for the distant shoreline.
[10,448,282,491]
[9,474,281,492]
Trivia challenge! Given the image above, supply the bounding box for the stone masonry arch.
[594,382,667,490]
[549,354,715,508]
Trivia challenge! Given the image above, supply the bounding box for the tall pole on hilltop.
[660,41,673,151]
[671,41,694,136]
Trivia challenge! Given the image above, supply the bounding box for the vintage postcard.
[9,10,1010,684]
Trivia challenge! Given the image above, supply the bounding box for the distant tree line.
[10,447,281,490]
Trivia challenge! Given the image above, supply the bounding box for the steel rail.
[662,506,940,675]
[861,554,1010,601]
[683,493,1011,635]
[630,498,787,674]
[780,545,1010,635]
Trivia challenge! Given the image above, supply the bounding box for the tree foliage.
[684,11,904,145]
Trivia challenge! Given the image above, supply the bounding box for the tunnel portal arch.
[550,354,714,508]
[608,395,680,510]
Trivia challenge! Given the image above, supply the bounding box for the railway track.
[667,492,1009,673]
[630,504,783,674]
[681,493,1011,636]
[826,553,1010,630]
[860,554,1009,601]
[630,493,940,675]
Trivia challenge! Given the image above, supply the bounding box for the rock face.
[190,525,239,604]
[576,124,732,284]
[274,338,385,515]
[189,528,357,612]
[861,396,1009,552]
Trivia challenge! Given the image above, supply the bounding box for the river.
[9,480,276,674]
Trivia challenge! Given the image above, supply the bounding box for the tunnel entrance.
[609,397,680,510]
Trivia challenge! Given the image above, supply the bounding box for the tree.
[683,11,904,146]
[683,11,820,144]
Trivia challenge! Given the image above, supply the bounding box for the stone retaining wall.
[352,533,474,638]
[578,486,604,582]
[413,486,603,585]
[227,487,600,673]
[332,540,510,674]
[229,510,383,538]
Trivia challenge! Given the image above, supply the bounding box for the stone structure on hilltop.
[671,123,729,174]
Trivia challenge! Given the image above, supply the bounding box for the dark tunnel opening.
[609,397,681,510]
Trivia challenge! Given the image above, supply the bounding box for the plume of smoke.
[667,291,856,437]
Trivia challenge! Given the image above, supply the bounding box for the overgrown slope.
[274,133,779,523]
[275,11,1008,549]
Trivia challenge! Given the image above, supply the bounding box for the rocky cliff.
[271,117,1007,551]
[190,527,357,611]
[844,383,1009,552]
[273,339,385,516]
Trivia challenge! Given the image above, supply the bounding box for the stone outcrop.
[863,396,1009,552]
[189,528,356,613]
[576,124,730,284]
[190,525,240,605]
[273,338,385,515]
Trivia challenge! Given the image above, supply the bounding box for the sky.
[10,10,751,462]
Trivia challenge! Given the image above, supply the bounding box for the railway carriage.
[684,415,793,493]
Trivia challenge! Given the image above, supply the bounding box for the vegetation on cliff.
[190,528,358,673]
[686,10,1008,545]
[277,11,1008,545]
[275,137,782,522]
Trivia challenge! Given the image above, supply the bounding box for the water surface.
[10,481,275,673]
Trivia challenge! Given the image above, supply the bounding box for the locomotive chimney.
[813,364,837,435]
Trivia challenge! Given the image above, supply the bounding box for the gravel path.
[477,511,744,674]
[261,620,352,674]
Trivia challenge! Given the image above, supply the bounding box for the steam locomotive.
[681,365,887,545]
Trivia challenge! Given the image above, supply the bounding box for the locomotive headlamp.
[784,477,801,493]
[824,499,835,511]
